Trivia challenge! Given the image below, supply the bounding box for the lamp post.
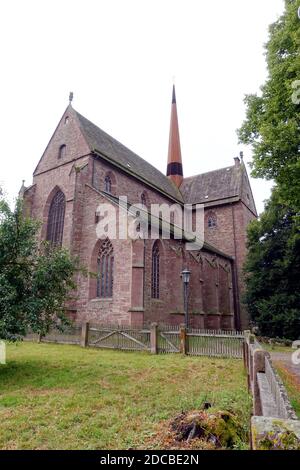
[181,268,191,329]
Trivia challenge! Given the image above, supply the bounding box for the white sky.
[0,0,284,214]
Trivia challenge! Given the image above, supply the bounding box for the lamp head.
[181,268,191,284]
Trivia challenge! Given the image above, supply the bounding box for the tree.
[238,0,300,211]
[0,193,80,340]
[244,189,300,339]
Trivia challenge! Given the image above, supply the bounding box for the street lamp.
[181,268,191,329]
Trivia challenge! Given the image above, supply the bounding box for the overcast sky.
[0,0,285,214]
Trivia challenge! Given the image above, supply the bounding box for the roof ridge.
[182,164,236,181]
[73,108,183,202]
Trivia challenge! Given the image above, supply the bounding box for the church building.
[22,87,257,330]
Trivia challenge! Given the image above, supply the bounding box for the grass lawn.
[262,343,294,354]
[273,362,300,419]
[0,342,251,450]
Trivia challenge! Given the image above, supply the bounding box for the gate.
[88,324,151,352]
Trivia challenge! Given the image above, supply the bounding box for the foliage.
[237,0,300,211]
[258,430,300,450]
[0,194,80,340]
[0,342,250,449]
[244,189,300,339]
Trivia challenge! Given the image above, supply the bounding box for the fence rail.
[187,329,244,358]
[88,324,151,352]
[25,322,244,359]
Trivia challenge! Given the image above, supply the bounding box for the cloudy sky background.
[0,0,285,214]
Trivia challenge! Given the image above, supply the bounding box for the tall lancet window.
[97,238,114,298]
[151,241,160,299]
[104,175,112,194]
[58,144,66,160]
[46,190,66,246]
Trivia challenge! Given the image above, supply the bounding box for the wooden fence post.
[150,323,158,354]
[81,322,89,348]
[180,324,187,355]
[252,348,269,416]
[243,331,250,369]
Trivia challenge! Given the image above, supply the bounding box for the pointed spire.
[166,85,183,187]
[172,84,176,104]
[18,180,26,199]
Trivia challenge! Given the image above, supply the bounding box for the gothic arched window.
[104,175,112,193]
[208,212,217,229]
[46,190,66,246]
[141,193,147,207]
[141,191,150,210]
[97,238,114,298]
[58,144,66,160]
[151,241,160,299]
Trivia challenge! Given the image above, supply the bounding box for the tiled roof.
[75,110,183,202]
[180,165,243,205]
[74,108,256,214]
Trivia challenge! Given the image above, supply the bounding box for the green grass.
[273,362,300,419]
[263,343,294,354]
[0,342,251,450]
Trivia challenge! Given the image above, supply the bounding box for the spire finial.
[69,91,74,105]
[167,85,183,187]
[172,84,176,104]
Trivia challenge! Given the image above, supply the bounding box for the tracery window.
[46,190,66,246]
[151,241,160,299]
[97,238,114,298]
[208,212,217,229]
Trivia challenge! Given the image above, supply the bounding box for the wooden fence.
[187,328,244,359]
[27,322,244,359]
[88,324,151,352]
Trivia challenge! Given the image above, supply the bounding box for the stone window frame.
[207,211,217,229]
[46,189,66,246]
[103,171,117,195]
[58,144,66,160]
[96,238,114,299]
[104,175,112,194]
[151,240,160,299]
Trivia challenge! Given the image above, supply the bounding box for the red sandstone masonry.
[24,105,244,330]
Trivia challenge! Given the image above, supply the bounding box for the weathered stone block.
[251,416,300,450]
